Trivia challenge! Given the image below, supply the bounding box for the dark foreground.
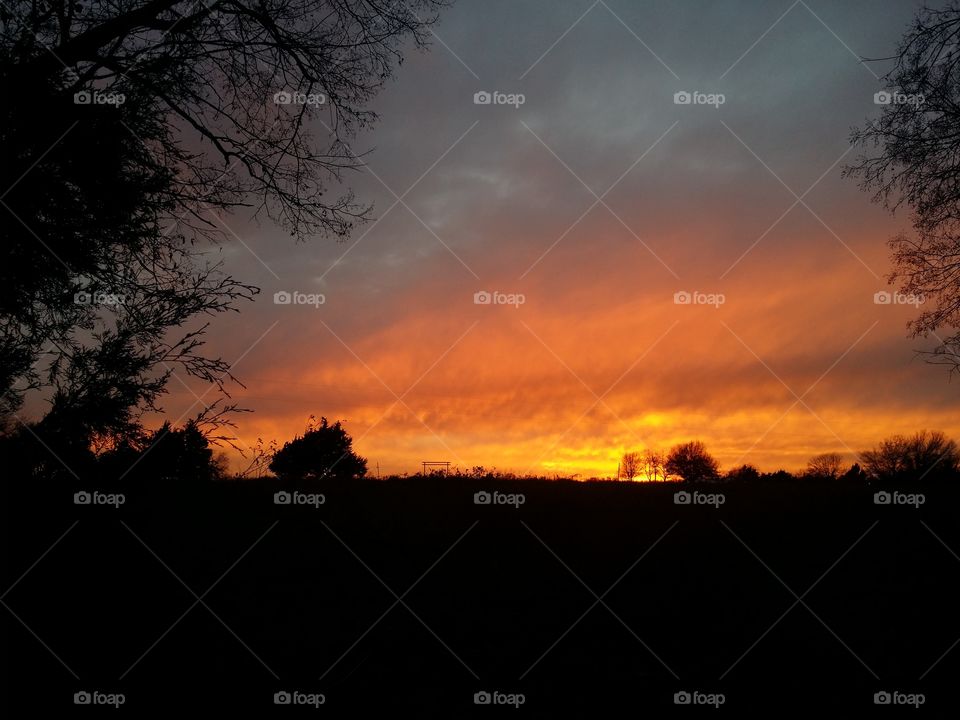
[3,476,959,715]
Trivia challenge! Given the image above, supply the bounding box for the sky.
[137,0,959,477]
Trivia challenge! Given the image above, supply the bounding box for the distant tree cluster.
[618,431,959,484]
[860,430,958,482]
[2,414,228,484]
[5,406,958,487]
[621,441,719,482]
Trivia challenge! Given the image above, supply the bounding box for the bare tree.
[5,0,447,241]
[620,451,641,481]
[642,448,665,482]
[845,2,960,373]
[805,452,845,480]
[860,430,959,481]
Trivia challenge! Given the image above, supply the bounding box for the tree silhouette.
[141,420,217,483]
[642,448,665,482]
[846,2,960,373]
[860,430,959,481]
[1,0,445,440]
[620,451,641,481]
[806,452,845,480]
[270,417,367,481]
[840,463,867,482]
[726,464,760,483]
[665,441,720,483]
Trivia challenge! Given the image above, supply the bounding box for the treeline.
[2,410,958,486]
[0,413,365,485]
[618,431,960,483]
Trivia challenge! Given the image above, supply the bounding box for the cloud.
[135,0,960,477]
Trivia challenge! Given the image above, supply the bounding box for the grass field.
[4,476,959,713]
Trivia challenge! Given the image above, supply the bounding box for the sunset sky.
[124,0,959,476]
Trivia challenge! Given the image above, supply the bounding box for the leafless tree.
[620,451,641,481]
[846,1,960,373]
[860,430,959,481]
[805,452,845,480]
[642,448,665,482]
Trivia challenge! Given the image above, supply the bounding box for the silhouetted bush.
[726,464,761,483]
[270,417,367,481]
[143,421,217,483]
[840,463,868,482]
[95,420,220,484]
[760,470,797,483]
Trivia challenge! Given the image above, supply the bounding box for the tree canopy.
[1,0,445,447]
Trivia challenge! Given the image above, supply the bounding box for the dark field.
[4,477,959,714]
